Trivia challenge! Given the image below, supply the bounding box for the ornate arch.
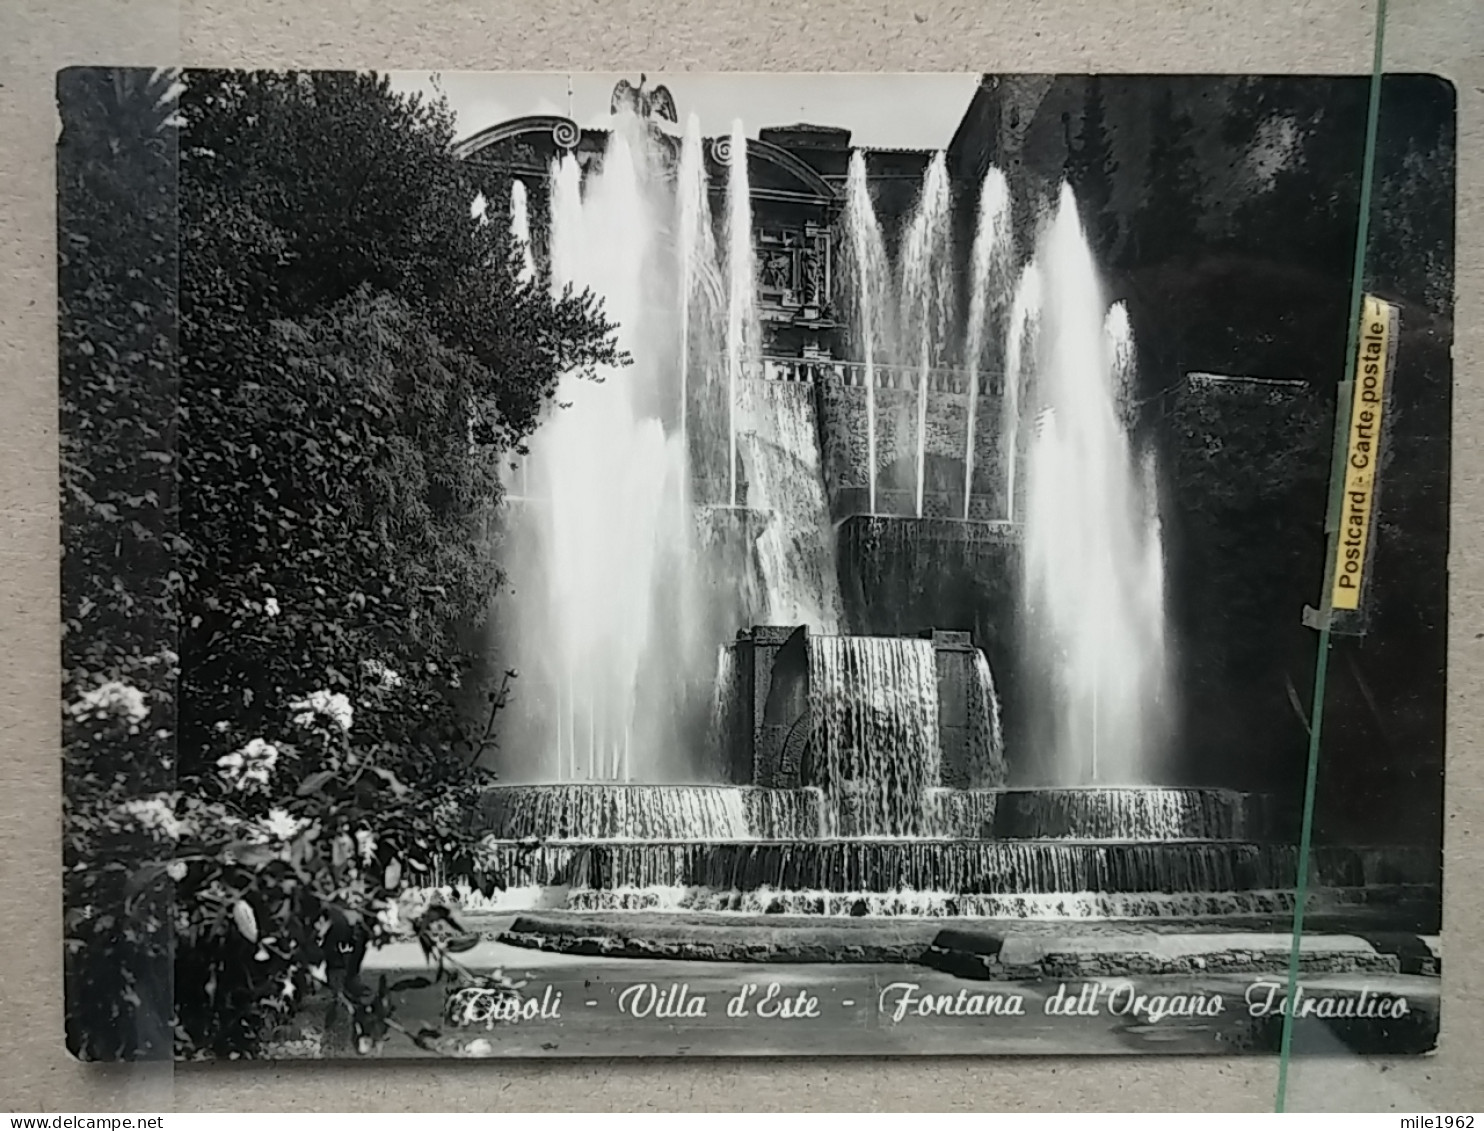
[452,115,582,161]
[707,135,839,204]
[751,139,839,203]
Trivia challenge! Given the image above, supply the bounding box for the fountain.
[898,152,953,519]
[445,103,1415,929]
[1022,184,1170,786]
[674,113,712,515]
[496,114,709,784]
[509,179,537,284]
[962,168,1013,519]
[841,152,891,516]
[1001,262,1043,523]
[724,119,753,511]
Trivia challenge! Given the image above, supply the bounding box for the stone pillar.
[732,625,810,786]
[925,629,975,789]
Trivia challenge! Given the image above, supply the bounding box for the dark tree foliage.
[1218,75,1367,289]
[59,66,182,1063]
[1012,72,1450,834]
[175,68,620,781]
[61,67,622,1061]
[1134,86,1204,268]
[1066,76,1120,254]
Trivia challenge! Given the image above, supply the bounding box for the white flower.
[258,807,308,842]
[233,900,259,943]
[290,690,354,733]
[263,597,280,618]
[354,829,378,865]
[117,796,185,840]
[361,659,403,691]
[69,680,150,727]
[217,737,279,791]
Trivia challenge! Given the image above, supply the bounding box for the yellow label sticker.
[1331,295,1394,611]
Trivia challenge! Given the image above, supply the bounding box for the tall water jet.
[1105,301,1139,434]
[674,114,713,510]
[509,179,537,283]
[898,152,954,518]
[961,167,1013,520]
[547,153,584,299]
[1022,183,1169,786]
[506,119,706,784]
[1002,262,1043,522]
[508,180,537,495]
[724,120,756,509]
[807,636,943,837]
[842,151,893,516]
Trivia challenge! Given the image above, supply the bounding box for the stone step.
[470,784,1290,842]
[448,838,1440,896]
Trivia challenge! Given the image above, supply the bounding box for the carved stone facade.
[454,107,936,363]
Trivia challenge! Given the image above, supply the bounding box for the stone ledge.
[492,911,1441,980]
[923,928,1413,980]
[498,911,938,963]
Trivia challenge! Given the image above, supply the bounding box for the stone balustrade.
[753,356,1003,395]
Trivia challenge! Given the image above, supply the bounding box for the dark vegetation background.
[56,68,1454,1062]
[953,75,1453,851]
[58,67,620,1060]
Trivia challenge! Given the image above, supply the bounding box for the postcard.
[58,68,1452,1060]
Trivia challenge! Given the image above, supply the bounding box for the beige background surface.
[1,0,1479,1112]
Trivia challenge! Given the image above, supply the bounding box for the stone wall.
[815,373,1009,521]
[835,516,1024,777]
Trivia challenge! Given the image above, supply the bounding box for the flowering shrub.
[218,738,280,791]
[68,680,153,729]
[289,691,355,735]
[59,68,620,1060]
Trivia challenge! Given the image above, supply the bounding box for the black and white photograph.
[58,68,1453,1062]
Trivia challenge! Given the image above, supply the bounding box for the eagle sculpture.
[610,74,678,124]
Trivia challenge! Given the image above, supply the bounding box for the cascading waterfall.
[991,788,1267,842]
[480,783,751,842]
[470,840,1430,898]
[738,379,845,631]
[967,649,1008,789]
[1021,183,1169,785]
[563,889,1322,920]
[724,124,843,632]
[961,168,1013,519]
[842,151,894,516]
[807,636,943,837]
[897,152,953,519]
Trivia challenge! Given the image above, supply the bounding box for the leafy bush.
[60,67,620,1060]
